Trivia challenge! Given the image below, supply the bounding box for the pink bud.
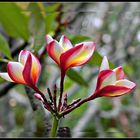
[34,93,44,102]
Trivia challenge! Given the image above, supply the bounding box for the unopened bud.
[34,93,44,102]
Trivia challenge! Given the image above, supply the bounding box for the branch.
[0,82,16,97]
[24,86,38,111]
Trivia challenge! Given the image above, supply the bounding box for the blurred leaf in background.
[0,3,30,41]
[0,34,12,60]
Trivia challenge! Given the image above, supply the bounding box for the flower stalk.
[60,94,97,117]
[33,86,54,113]
[53,84,57,112]
[58,71,65,112]
[49,115,60,137]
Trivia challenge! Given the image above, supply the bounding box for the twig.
[0,82,16,97]
[24,86,38,111]
[47,88,53,102]
[53,84,57,112]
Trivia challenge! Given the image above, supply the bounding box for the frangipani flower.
[46,35,96,74]
[92,56,136,98]
[0,50,41,87]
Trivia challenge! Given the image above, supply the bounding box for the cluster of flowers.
[0,35,136,117]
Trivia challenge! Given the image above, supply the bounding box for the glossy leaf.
[67,69,88,87]
[0,34,12,60]
[28,2,45,35]
[0,3,29,41]
[87,51,115,69]
[45,4,60,34]
[33,22,46,52]
[27,3,46,52]
[69,35,91,45]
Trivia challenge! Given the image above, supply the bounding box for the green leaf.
[87,51,115,69]
[0,3,29,41]
[99,97,113,111]
[66,69,88,87]
[45,12,58,35]
[123,64,134,76]
[28,2,45,35]
[28,3,46,52]
[0,58,10,63]
[45,3,60,12]
[87,51,102,66]
[30,3,60,52]
[69,35,91,44]
[33,22,46,52]
[0,34,12,60]
[45,4,60,34]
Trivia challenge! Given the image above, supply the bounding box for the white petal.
[46,40,64,65]
[100,56,109,71]
[18,50,29,65]
[0,72,14,82]
[113,66,124,80]
[46,35,54,44]
[60,41,96,71]
[115,79,136,89]
[7,62,26,84]
[59,35,73,51]
[100,71,116,88]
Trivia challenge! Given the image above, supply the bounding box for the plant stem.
[33,86,53,112]
[58,71,65,111]
[61,93,97,116]
[50,116,59,137]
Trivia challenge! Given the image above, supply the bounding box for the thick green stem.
[50,116,59,137]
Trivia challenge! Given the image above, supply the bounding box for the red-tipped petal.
[113,66,125,80]
[59,35,73,51]
[23,53,33,86]
[60,42,96,72]
[95,85,133,97]
[19,50,41,85]
[100,71,116,89]
[30,54,41,85]
[18,50,29,65]
[96,69,114,90]
[46,40,64,65]
[7,62,26,84]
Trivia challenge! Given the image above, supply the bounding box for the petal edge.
[7,62,26,84]
[0,72,14,82]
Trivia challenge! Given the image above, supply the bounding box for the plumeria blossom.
[92,56,136,98]
[46,35,96,74]
[0,50,41,87]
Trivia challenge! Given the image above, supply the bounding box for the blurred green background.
[0,2,139,138]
